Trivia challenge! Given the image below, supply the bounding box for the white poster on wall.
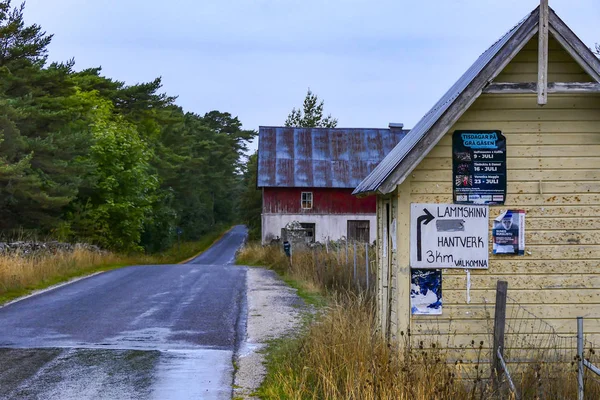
[410,203,489,269]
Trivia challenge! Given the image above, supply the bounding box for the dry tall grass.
[237,241,375,295]
[258,292,470,400]
[241,243,600,400]
[0,249,124,299]
[0,229,227,302]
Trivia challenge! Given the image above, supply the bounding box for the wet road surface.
[0,226,248,399]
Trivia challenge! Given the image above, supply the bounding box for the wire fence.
[491,282,600,399]
[286,238,376,296]
[504,294,578,364]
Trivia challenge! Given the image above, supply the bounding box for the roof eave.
[369,9,541,195]
[548,9,600,83]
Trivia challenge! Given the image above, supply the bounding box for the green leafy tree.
[285,88,338,128]
[68,92,157,252]
[0,3,91,231]
[0,1,51,69]
[239,152,261,241]
[0,0,256,252]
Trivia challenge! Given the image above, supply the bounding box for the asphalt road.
[0,225,248,400]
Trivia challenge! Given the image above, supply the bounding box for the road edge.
[0,271,106,309]
[232,267,305,399]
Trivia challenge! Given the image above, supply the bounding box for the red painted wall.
[263,188,375,214]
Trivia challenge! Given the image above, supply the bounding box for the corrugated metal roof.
[353,9,537,195]
[257,127,408,188]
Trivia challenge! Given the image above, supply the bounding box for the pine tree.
[285,88,338,128]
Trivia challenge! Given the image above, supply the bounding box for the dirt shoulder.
[233,267,305,399]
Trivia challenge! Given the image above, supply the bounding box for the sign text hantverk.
[410,204,489,269]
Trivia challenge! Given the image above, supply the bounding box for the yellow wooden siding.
[376,197,384,329]
[389,195,399,340]
[407,93,600,356]
[494,34,594,83]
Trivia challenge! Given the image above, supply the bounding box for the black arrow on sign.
[417,208,435,262]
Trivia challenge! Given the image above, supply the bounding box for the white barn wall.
[262,214,376,244]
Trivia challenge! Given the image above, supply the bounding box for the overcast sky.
[23,0,599,151]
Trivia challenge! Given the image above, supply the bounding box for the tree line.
[0,1,254,252]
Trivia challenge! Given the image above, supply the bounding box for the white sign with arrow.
[410,203,489,269]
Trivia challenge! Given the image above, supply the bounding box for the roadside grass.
[253,287,468,400]
[237,242,600,399]
[237,242,326,308]
[0,228,229,305]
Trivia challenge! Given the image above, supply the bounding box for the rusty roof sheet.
[258,127,408,188]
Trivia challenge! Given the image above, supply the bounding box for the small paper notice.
[493,210,525,255]
[411,269,442,315]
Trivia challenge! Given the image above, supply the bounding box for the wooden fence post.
[578,317,584,400]
[345,240,348,265]
[353,242,357,285]
[492,280,508,390]
[365,242,369,292]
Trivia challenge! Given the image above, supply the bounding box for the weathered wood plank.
[428,144,600,158]
[473,94,600,110]
[453,120,600,133]
[492,280,508,385]
[422,304,600,320]
[412,169,600,182]
[494,73,593,83]
[410,194,600,205]
[514,206,600,218]
[415,157,600,171]
[440,133,600,146]
[484,82,600,94]
[412,319,600,340]
[538,0,549,105]
[482,259,600,274]
[441,274,600,290]
[523,218,600,230]
[516,49,582,63]
[433,230,600,246]
[412,316,600,334]
[407,332,596,351]
[458,109,600,122]
[395,182,411,340]
[501,61,590,75]
[507,231,600,245]
[444,288,600,305]
[411,181,600,195]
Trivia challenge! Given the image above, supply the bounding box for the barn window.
[301,192,313,209]
[347,220,370,243]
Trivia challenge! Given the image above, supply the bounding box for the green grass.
[253,334,306,399]
[280,276,326,308]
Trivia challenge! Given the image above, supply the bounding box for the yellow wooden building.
[353,4,600,358]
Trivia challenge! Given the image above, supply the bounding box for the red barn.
[257,125,407,243]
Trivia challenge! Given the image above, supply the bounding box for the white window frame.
[301,192,313,209]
